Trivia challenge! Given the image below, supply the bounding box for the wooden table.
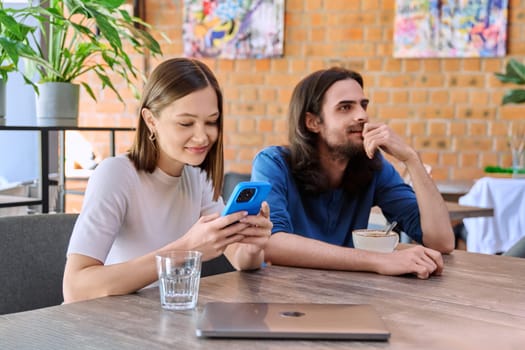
[371,202,493,224]
[445,201,494,221]
[436,179,474,202]
[1,250,524,349]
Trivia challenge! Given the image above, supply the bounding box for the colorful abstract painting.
[183,0,285,59]
[394,0,508,58]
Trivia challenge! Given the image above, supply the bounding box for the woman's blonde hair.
[128,58,224,200]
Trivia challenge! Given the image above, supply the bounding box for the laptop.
[195,302,390,340]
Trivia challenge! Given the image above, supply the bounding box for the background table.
[1,250,524,349]
[446,201,494,221]
[0,124,134,213]
[371,201,493,226]
[435,179,474,202]
[459,177,525,254]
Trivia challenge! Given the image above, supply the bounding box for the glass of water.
[155,250,202,310]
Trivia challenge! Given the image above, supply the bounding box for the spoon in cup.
[384,221,397,235]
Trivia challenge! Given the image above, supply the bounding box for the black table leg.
[40,130,49,213]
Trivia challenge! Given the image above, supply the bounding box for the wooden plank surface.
[371,202,494,223]
[1,250,524,349]
[446,201,494,221]
[435,179,474,202]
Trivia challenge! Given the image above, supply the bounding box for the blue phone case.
[221,181,272,216]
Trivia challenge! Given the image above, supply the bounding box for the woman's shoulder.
[89,154,137,184]
[82,155,138,200]
[95,154,134,172]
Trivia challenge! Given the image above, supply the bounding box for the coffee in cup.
[352,229,399,253]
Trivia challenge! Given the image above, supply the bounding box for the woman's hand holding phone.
[221,182,272,216]
[237,201,272,251]
[175,211,250,261]
[221,181,272,249]
[223,201,273,270]
[176,181,273,266]
[220,182,273,267]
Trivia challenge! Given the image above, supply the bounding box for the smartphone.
[221,181,272,216]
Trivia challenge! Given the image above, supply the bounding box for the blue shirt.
[251,146,423,247]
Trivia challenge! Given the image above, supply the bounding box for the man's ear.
[305,112,321,133]
[141,108,156,133]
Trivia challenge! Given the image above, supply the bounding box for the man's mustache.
[346,123,366,133]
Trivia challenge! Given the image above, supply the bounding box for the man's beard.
[324,125,368,161]
[326,140,367,160]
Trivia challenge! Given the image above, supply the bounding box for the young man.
[252,67,454,279]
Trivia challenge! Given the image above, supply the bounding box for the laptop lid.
[195,302,390,340]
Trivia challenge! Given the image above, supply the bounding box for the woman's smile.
[186,145,209,154]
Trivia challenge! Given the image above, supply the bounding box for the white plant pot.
[36,82,80,126]
[0,79,6,122]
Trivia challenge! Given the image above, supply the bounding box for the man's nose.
[354,107,368,122]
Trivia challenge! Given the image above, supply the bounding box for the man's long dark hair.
[286,67,382,195]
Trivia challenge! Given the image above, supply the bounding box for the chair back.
[503,236,525,258]
[202,254,235,277]
[222,172,251,201]
[0,213,78,314]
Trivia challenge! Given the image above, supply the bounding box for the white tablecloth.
[459,177,525,254]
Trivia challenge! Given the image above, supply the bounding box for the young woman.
[63,58,272,303]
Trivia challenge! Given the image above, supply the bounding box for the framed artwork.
[183,0,285,59]
[394,0,508,58]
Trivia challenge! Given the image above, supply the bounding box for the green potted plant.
[0,3,44,121]
[7,0,163,125]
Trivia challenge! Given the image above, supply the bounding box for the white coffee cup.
[352,229,399,253]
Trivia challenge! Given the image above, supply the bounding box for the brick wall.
[78,0,525,180]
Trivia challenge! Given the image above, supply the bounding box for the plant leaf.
[94,69,124,103]
[495,59,525,85]
[81,81,97,101]
[91,0,125,11]
[95,14,123,52]
[507,59,525,84]
[502,89,525,105]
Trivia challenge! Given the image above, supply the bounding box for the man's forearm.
[404,156,455,253]
[264,232,381,272]
[265,232,446,279]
